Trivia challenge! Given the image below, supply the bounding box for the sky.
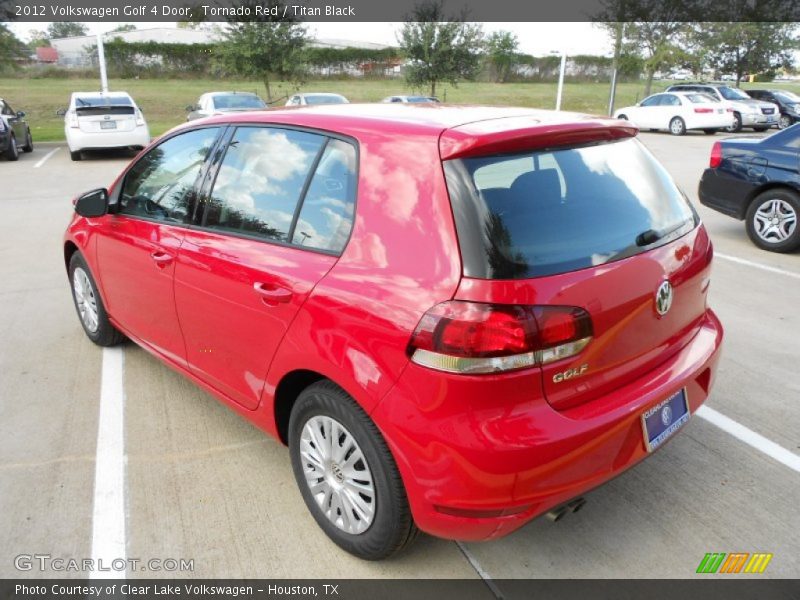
[9,21,615,57]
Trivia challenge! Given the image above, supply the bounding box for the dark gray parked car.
[0,98,33,161]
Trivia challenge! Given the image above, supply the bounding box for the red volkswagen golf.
[64,105,723,559]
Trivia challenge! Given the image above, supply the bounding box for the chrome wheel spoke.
[72,268,99,333]
[300,415,376,535]
[754,199,797,243]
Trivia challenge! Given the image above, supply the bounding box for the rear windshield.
[444,138,697,279]
[212,95,265,110]
[75,95,135,115]
[687,93,718,103]
[304,95,347,105]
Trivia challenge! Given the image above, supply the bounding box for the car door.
[661,93,683,126]
[95,126,223,366]
[1,101,24,141]
[632,94,663,128]
[174,126,357,409]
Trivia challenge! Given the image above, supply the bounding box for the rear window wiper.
[635,223,686,247]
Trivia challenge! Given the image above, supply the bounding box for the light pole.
[551,50,567,111]
[96,33,109,93]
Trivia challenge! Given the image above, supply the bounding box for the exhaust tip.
[568,497,587,514]
[546,506,569,522]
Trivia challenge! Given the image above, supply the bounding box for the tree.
[485,30,518,83]
[27,29,51,50]
[109,24,138,34]
[0,24,27,73]
[694,23,798,85]
[398,0,484,97]
[215,1,308,102]
[47,22,88,39]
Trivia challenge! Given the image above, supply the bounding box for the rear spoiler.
[439,116,638,161]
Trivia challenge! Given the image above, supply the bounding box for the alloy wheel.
[753,198,797,244]
[73,267,99,333]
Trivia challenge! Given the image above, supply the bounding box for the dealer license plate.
[641,388,690,452]
[100,121,117,130]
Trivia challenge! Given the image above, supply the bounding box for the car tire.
[669,117,686,136]
[70,150,82,162]
[5,134,19,161]
[22,130,33,152]
[726,112,742,132]
[617,114,628,120]
[289,380,418,560]
[779,114,793,130]
[753,126,769,132]
[703,129,717,135]
[68,252,126,346]
[745,189,800,253]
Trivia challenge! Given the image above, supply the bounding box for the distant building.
[34,47,59,64]
[48,27,391,68]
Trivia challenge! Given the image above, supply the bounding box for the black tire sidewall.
[6,135,19,160]
[23,131,33,152]
[727,113,742,132]
[288,382,413,560]
[68,252,123,345]
[745,190,800,253]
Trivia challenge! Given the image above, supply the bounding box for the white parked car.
[285,93,349,106]
[614,92,734,135]
[63,91,150,161]
[186,91,266,121]
[381,95,440,104]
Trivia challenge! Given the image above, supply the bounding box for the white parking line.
[696,405,800,474]
[33,147,59,168]
[455,542,503,599]
[90,347,127,579]
[715,252,800,281]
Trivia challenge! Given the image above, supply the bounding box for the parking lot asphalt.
[0,130,798,582]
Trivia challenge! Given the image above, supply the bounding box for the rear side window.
[444,138,697,279]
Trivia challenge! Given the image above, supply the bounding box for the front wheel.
[745,190,800,253]
[68,252,126,346]
[22,130,33,152]
[70,150,82,161]
[617,114,628,120]
[5,134,19,161]
[669,117,686,136]
[289,381,418,560]
[779,114,793,130]
[726,112,742,132]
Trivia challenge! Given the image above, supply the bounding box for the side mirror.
[74,188,108,218]
[185,105,198,112]
[56,108,67,117]
[16,111,25,118]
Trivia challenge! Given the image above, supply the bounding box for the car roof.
[176,104,636,159]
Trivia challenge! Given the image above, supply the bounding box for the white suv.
[64,92,150,161]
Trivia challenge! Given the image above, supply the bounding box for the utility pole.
[97,33,109,93]
[555,51,567,111]
[607,22,625,116]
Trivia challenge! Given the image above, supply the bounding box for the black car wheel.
[68,252,126,346]
[22,130,33,153]
[669,117,686,136]
[726,112,742,133]
[745,189,800,253]
[5,134,19,161]
[779,114,793,130]
[289,381,418,560]
[752,126,769,132]
[703,129,717,135]
[70,150,82,162]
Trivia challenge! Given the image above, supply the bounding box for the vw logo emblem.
[655,280,673,316]
[661,405,673,427]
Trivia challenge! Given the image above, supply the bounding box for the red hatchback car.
[64,105,723,559]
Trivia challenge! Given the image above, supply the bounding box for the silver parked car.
[666,83,779,132]
[186,92,267,121]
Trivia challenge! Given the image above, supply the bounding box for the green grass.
[3,76,800,142]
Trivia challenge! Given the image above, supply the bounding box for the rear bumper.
[372,309,723,541]
[66,127,150,152]
[698,168,754,219]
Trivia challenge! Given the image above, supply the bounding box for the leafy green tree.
[0,24,28,73]
[47,22,88,39]
[693,23,798,85]
[485,30,518,83]
[398,0,484,97]
[27,29,51,50]
[110,24,138,34]
[215,1,307,102]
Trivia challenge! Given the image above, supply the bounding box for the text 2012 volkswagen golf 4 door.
[64,105,723,560]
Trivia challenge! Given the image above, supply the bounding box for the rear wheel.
[5,134,19,161]
[22,130,33,152]
[753,126,769,132]
[669,117,686,136]
[289,381,418,560]
[70,150,82,161]
[779,114,793,130]
[745,189,800,253]
[68,252,125,346]
[726,112,742,132]
[703,129,717,135]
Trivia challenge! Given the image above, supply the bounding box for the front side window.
[204,127,326,242]
[640,95,662,107]
[119,127,220,223]
[718,86,750,101]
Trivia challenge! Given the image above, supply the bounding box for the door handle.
[253,282,293,305]
[150,250,174,267]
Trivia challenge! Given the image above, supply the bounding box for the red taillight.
[710,141,722,169]
[694,107,713,114]
[408,301,593,374]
